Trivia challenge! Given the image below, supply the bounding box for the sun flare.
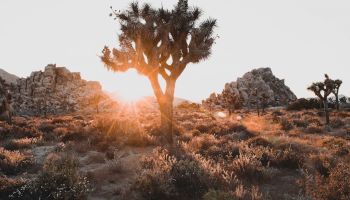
[111,69,155,102]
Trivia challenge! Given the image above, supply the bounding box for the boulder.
[203,68,297,109]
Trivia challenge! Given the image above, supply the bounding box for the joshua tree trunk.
[323,99,330,124]
[159,97,174,143]
[335,92,339,110]
[150,75,176,143]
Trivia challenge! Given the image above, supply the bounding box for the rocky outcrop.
[0,68,19,84]
[203,68,297,109]
[9,64,117,116]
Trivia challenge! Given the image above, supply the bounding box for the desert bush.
[38,122,56,133]
[228,153,265,183]
[329,118,345,128]
[0,124,41,140]
[305,126,323,134]
[187,134,218,154]
[0,148,33,175]
[308,154,336,177]
[0,176,25,199]
[304,162,350,200]
[203,190,233,200]
[135,147,236,200]
[280,118,293,131]
[269,147,304,169]
[203,185,263,200]
[271,110,284,117]
[246,137,272,148]
[293,119,309,128]
[4,137,37,150]
[287,98,321,111]
[10,153,90,200]
[171,159,208,199]
[135,148,177,200]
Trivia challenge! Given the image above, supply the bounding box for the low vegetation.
[0,101,350,199]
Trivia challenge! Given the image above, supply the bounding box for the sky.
[1,0,350,102]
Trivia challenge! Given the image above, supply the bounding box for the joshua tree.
[222,90,241,115]
[101,0,217,143]
[307,74,334,124]
[326,75,342,110]
[339,96,347,104]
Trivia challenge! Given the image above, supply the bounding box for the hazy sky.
[1,0,349,102]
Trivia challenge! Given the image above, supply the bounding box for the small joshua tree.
[328,75,342,110]
[101,0,217,142]
[221,90,241,115]
[307,74,334,124]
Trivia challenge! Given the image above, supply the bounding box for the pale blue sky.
[1,0,349,102]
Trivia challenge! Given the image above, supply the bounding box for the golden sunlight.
[111,69,154,102]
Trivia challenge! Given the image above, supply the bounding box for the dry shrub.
[307,118,322,126]
[4,137,38,150]
[269,143,305,169]
[135,148,177,200]
[228,154,265,183]
[92,116,153,147]
[246,137,272,148]
[187,134,218,154]
[203,185,262,200]
[305,126,323,134]
[0,176,25,199]
[0,148,33,175]
[322,138,347,150]
[10,153,90,200]
[270,148,304,169]
[329,118,345,129]
[293,119,309,128]
[304,162,350,200]
[0,123,42,140]
[38,122,56,133]
[106,150,124,173]
[135,148,235,200]
[308,154,336,177]
[196,122,216,133]
[280,118,293,131]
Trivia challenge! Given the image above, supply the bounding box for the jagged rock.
[203,68,297,109]
[0,68,19,84]
[8,64,117,116]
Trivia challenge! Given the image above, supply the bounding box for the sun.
[111,69,155,102]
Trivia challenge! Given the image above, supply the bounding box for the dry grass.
[0,106,349,199]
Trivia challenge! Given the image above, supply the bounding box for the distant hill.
[0,68,19,84]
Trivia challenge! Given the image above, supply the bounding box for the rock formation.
[6,64,117,116]
[203,68,297,110]
[0,68,19,84]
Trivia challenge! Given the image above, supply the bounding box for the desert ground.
[1,101,350,200]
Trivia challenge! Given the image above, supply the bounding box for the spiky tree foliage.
[101,0,217,142]
[330,77,342,110]
[307,74,335,124]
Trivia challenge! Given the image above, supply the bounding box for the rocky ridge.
[3,64,116,116]
[0,68,19,84]
[203,68,297,109]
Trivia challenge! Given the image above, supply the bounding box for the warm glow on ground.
[110,69,155,102]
